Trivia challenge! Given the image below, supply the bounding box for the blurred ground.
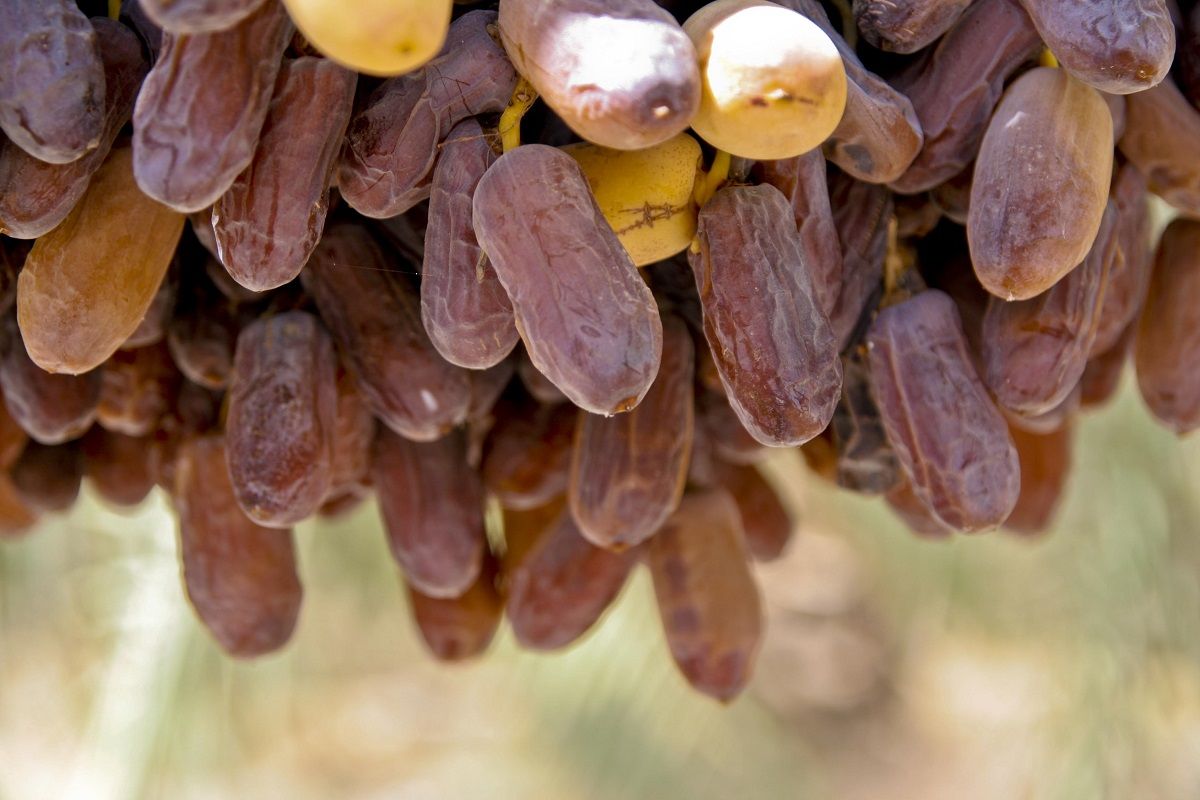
[2,375,1200,800]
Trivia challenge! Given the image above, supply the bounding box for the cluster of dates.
[0,0,1197,701]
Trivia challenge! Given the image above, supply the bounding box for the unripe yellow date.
[281,0,452,77]
[561,134,703,267]
[684,0,847,160]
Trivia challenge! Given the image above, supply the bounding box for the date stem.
[694,150,731,208]
[499,78,538,153]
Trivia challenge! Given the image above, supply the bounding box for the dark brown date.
[710,461,792,562]
[689,184,841,446]
[1004,422,1071,535]
[166,277,241,390]
[1092,162,1152,356]
[828,170,891,349]
[868,290,1020,532]
[327,365,374,500]
[832,349,901,495]
[647,489,762,701]
[854,0,972,53]
[1081,324,1133,409]
[0,315,101,445]
[98,342,180,437]
[213,57,355,291]
[407,554,502,662]
[482,393,576,510]
[569,315,693,550]
[81,426,157,507]
[226,311,337,527]
[0,474,38,537]
[175,434,302,657]
[1119,78,1200,217]
[11,440,82,512]
[372,427,486,599]
[421,118,518,369]
[302,220,471,441]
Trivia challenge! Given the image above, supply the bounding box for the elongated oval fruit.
[482,393,576,510]
[561,133,702,267]
[98,342,180,437]
[81,427,156,508]
[176,434,302,658]
[827,168,891,349]
[212,57,356,291]
[980,201,1118,416]
[647,489,763,702]
[968,67,1113,301]
[473,144,663,415]
[1119,79,1200,218]
[1091,163,1151,356]
[868,290,1020,532]
[684,0,846,160]
[132,1,293,212]
[140,0,268,34]
[17,148,185,375]
[0,0,105,164]
[1016,0,1174,94]
[373,427,486,599]
[499,0,700,150]
[1135,219,1200,434]
[688,183,841,446]
[506,508,638,650]
[853,0,971,53]
[1004,423,1071,536]
[407,555,502,662]
[0,316,101,446]
[338,10,518,219]
[282,0,451,76]
[709,460,793,561]
[421,118,518,369]
[11,440,80,513]
[0,18,147,240]
[226,311,338,528]
[569,315,694,550]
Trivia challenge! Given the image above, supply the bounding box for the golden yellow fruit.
[561,134,703,267]
[684,0,847,160]
[282,0,452,77]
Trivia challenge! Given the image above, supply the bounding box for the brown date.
[647,489,762,702]
[1091,162,1152,356]
[0,385,27,469]
[1119,78,1200,219]
[0,0,105,164]
[710,461,793,562]
[0,474,38,538]
[97,342,181,437]
[506,507,637,650]
[175,434,302,657]
[1004,423,1071,536]
[0,18,146,240]
[885,476,953,539]
[853,0,972,53]
[122,258,179,350]
[868,290,1020,532]
[483,392,576,510]
[569,315,693,550]
[407,555,502,662]
[327,365,374,501]
[302,220,471,441]
[81,427,157,508]
[690,184,841,447]
[165,276,242,391]
[372,427,486,599]
[212,57,356,291]
[832,349,901,495]
[1081,324,1133,410]
[138,0,269,34]
[132,0,293,211]
[0,315,101,445]
[516,348,568,405]
[226,311,337,527]
[421,118,518,369]
[695,386,765,465]
[827,169,891,349]
[473,144,663,415]
[11,440,82,513]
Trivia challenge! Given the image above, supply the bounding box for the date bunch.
[0,0,1195,701]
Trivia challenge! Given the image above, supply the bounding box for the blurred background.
[2,375,1200,800]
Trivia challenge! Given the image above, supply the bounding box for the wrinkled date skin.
[338,11,518,218]
[421,118,518,369]
[868,290,1020,532]
[132,0,293,212]
[710,461,793,562]
[166,276,242,390]
[853,0,972,53]
[1135,219,1200,434]
[139,0,269,34]
[0,0,105,164]
[968,68,1113,301]
[213,57,356,291]
[1119,79,1200,218]
[473,144,663,415]
[372,427,486,599]
[505,507,638,650]
[1016,0,1174,95]
[0,315,101,446]
[483,393,577,510]
[981,201,1118,416]
[0,19,147,240]
[498,0,700,150]
[1092,162,1151,356]
[889,0,1042,194]
[754,152,842,318]
[98,342,181,437]
[226,311,337,528]
[407,555,502,662]
[784,0,923,184]
[647,489,763,702]
[690,183,842,447]
[17,148,185,376]
[327,366,374,498]
[832,349,901,495]
[302,221,471,441]
[82,427,157,508]
[569,315,694,551]
[1004,422,1072,535]
[11,440,82,512]
[827,169,891,349]
[175,434,302,658]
